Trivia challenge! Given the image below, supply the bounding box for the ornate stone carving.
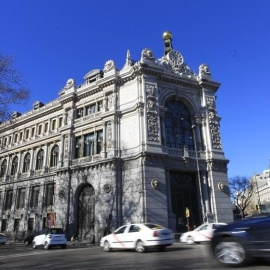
[103,183,111,193]
[198,63,211,79]
[64,78,75,89]
[140,48,155,62]
[147,112,159,142]
[151,178,159,189]
[145,84,160,142]
[207,96,222,149]
[108,93,116,110]
[64,135,68,158]
[107,121,112,148]
[158,50,195,78]
[103,60,115,73]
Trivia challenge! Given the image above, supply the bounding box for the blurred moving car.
[211,215,270,266]
[32,228,67,250]
[0,233,7,244]
[100,223,174,252]
[180,223,227,244]
[24,231,41,246]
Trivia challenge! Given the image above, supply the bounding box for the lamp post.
[66,166,72,239]
[192,125,206,223]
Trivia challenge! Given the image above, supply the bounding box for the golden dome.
[162,31,173,40]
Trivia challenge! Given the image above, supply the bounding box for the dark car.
[24,231,41,246]
[211,214,270,266]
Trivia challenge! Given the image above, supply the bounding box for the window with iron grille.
[23,153,31,173]
[5,190,13,210]
[11,156,19,175]
[164,100,194,150]
[17,188,26,209]
[75,130,103,159]
[14,219,20,231]
[45,183,54,207]
[0,159,7,177]
[36,149,44,170]
[30,186,40,208]
[1,219,7,232]
[50,145,59,167]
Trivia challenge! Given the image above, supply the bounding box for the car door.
[34,229,48,245]
[125,225,142,248]
[195,224,212,242]
[248,216,270,250]
[111,226,128,249]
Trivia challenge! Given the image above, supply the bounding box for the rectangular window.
[9,136,12,144]
[17,188,26,209]
[45,183,54,207]
[30,186,40,208]
[31,127,35,137]
[97,101,103,112]
[14,133,18,143]
[38,125,42,135]
[5,190,13,210]
[89,104,96,114]
[97,130,103,154]
[51,120,56,131]
[44,122,48,133]
[25,129,29,139]
[77,108,83,118]
[28,218,34,233]
[19,131,23,141]
[1,219,7,232]
[59,117,63,128]
[84,133,94,156]
[75,137,83,159]
[14,219,20,231]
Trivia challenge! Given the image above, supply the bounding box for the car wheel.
[32,242,37,249]
[186,236,194,244]
[103,241,111,252]
[136,240,145,253]
[44,242,50,250]
[214,238,247,266]
[61,245,67,249]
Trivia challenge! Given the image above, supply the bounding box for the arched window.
[50,145,59,167]
[0,159,7,177]
[36,149,44,170]
[11,156,19,175]
[23,153,31,173]
[164,100,194,150]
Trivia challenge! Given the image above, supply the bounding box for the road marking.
[0,248,86,260]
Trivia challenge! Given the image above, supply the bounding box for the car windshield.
[49,229,64,234]
[0,233,5,237]
[144,223,164,230]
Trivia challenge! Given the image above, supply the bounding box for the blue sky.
[1,0,269,178]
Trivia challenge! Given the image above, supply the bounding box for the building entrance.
[170,171,201,233]
[76,184,95,240]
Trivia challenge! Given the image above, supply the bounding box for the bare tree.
[0,52,29,121]
[229,176,254,219]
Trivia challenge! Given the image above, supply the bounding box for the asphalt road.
[0,242,270,270]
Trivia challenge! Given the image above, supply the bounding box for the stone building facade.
[0,32,233,241]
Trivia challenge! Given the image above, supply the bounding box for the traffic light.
[256,204,261,212]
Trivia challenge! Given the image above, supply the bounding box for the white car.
[32,228,67,249]
[0,233,7,244]
[180,223,227,244]
[100,223,174,252]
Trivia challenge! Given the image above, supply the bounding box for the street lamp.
[192,125,206,222]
